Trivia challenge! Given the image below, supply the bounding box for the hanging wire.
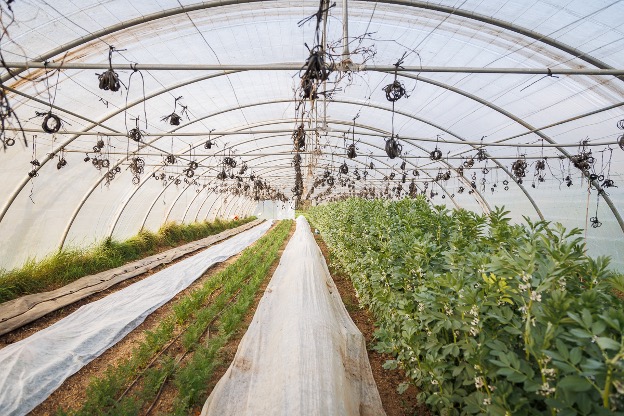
[125,63,148,131]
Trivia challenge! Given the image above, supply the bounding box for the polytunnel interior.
[0,0,623,271]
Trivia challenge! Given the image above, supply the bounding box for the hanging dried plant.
[385,135,402,159]
[97,46,122,92]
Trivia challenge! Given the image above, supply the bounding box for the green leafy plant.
[308,198,623,415]
[0,217,255,303]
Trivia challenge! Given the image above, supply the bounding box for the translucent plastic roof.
[0,0,623,270]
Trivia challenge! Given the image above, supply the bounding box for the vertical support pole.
[342,0,350,59]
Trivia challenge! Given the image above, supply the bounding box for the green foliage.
[63,219,292,416]
[171,219,292,414]
[308,198,624,415]
[0,217,255,303]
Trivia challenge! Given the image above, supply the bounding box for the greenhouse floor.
[1,219,422,416]
[28,253,245,415]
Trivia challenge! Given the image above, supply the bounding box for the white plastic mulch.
[0,220,272,416]
[201,216,385,416]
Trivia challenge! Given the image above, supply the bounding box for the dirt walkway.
[21,219,426,416]
[312,229,428,416]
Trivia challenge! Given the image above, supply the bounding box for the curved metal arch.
[224,196,247,219]
[181,181,214,223]
[205,192,236,222]
[3,0,617,87]
[139,181,179,231]
[240,199,257,219]
[195,188,261,223]
[194,187,222,222]
[225,197,256,221]
[229,199,256,221]
[163,134,470,227]
[83,107,489,248]
[215,194,242,221]
[6,65,545,236]
[205,193,229,222]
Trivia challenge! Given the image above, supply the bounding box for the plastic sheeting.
[253,200,295,221]
[0,1,623,272]
[0,220,272,416]
[0,219,263,336]
[202,217,385,416]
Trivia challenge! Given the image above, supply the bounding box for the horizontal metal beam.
[62,150,567,160]
[10,126,620,148]
[3,62,624,75]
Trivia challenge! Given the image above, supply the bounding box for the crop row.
[59,219,292,416]
[0,216,255,303]
[308,198,624,416]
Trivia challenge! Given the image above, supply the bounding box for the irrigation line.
[115,226,279,406]
[144,283,248,416]
[143,223,289,414]
[115,282,224,404]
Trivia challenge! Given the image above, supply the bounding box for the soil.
[16,220,429,416]
[27,221,281,415]
[312,230,429,416]
[150,221,298,416]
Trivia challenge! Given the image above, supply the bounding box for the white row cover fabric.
[0,220,272,416]
[202,216,385,416]
[0,219,263,336]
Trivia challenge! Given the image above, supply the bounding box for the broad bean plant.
[308,198,624,416]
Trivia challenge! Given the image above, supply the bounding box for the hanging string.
[125,63,148,132]
[28,135,38,203]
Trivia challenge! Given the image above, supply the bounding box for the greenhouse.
[0,0,623,414]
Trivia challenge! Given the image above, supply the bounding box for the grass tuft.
[0,217,255,304]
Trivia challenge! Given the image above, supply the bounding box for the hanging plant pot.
[347,143,357,159]
[512,159,527,178]
[382,80,408,102]
[339,162,348,175]
[224,157,237,168]
[97,69,121,92]
[385,136,402,159]
[430,148,442,161]
[169,113,181,126]
[128,128,143,142]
